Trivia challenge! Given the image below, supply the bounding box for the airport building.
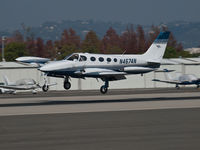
[1,58,200,91]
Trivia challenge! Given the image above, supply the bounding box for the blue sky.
[0,0,200,29]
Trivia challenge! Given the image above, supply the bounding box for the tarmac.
[0,88,200,149]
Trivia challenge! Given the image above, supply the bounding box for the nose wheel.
[63,77,71,90]
[100,80,109,94]
[42,85,49,92]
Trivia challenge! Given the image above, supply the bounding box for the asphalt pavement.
[0,108,200,150]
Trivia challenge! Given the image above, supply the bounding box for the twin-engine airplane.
[38,31,170,94]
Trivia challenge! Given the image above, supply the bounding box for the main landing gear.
[100,80,109,94]
[64,77,71,90]
[42,74,49,92]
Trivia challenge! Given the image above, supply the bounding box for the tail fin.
[2,75,11,86]
[164,72,173,81]
[143,31,170,62]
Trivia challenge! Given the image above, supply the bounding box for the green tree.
[57,44,77,60]
[5,42,28,61]
[164,47,178,58]
[164,46,191,58]
[81,31,101,53]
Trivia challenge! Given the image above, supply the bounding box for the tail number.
[120,58,136,64]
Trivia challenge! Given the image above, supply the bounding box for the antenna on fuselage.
[122,50,126,56]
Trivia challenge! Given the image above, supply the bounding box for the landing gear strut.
[42,74,49,92]
[64,77,71,90]
[100,80,109,94]
[175,84,180,89]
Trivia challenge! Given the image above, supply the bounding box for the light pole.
[2,36,6,62]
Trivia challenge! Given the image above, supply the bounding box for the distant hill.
[0,20,200,48]
[166,21,200,48]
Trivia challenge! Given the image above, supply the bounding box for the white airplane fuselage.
[40,53,161,78]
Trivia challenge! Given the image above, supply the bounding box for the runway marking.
[0,92,200,116]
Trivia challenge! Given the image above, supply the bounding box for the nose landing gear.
[42,74,49,92]
[100,80,109,94]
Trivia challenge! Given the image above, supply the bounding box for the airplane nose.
[15,58,20,61]
[39,61,72,72]
[39,66,49,72]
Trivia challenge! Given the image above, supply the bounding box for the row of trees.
[0,25,192,61]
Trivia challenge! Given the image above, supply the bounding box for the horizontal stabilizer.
[154,69,175,73]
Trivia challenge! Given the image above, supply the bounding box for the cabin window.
[66,54,79,61]
[99,57,104,62]
[90,57,96,61]
[80,55,87,61]
[114,58,117,62]
[107,58,111,62]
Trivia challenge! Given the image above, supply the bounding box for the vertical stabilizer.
[143,31,170,62]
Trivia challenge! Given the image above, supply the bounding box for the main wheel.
[100,85,108,94]
[197,84,200,88]
[64,81,71,90]
[42,85,49,92]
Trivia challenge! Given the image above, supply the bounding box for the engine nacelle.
[124,67,155,74]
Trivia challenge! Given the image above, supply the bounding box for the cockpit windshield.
[64,54,79,61]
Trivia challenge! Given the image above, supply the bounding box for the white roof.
[168,58,200,65]
[161,59,180,65]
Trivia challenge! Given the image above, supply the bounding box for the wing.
[152,79,180,84]
[0,85,38,90]
[75,68,127,81]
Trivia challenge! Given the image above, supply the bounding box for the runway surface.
[0,87,200,99]
[0,88,200,149]
[0,108,200,150]
[1,88,200,116]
